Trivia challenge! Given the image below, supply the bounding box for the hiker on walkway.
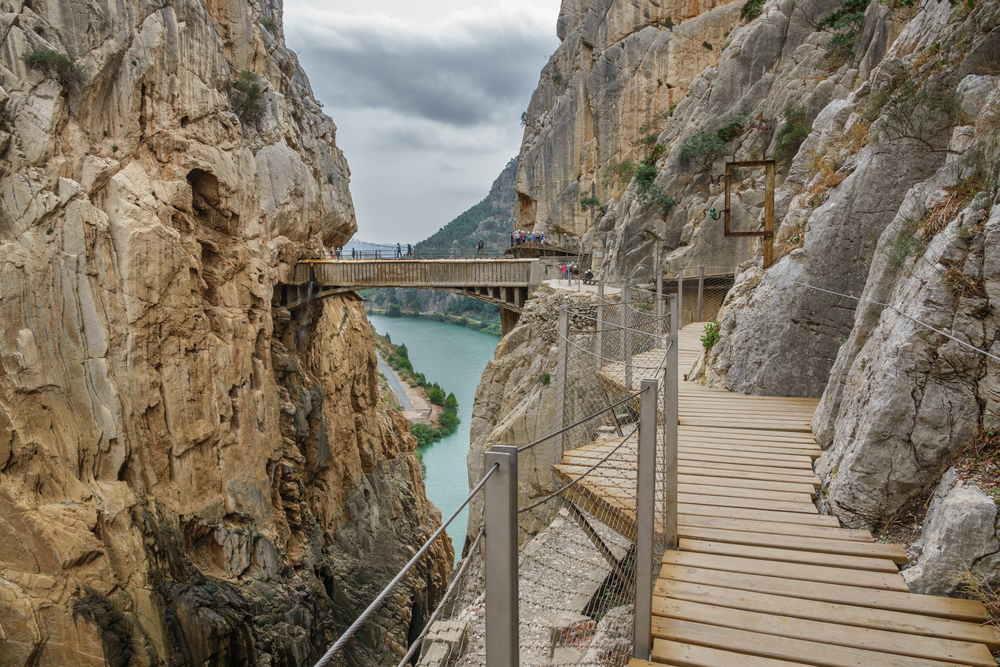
[407,243,412,256]
[584,269,594,285]
[396,243,402,258]
[560,263,567,280]
[476,239,485,257]
[335,246,342,259]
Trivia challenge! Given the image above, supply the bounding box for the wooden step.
[657,564,989,621]
[649,639,810,666]
[650,617,962,667]
[662,551,907,591]
[678,539,896,572]
[675,527,908,563]
[677,505,839,527]
[652,599,996,666]
[677,515,872,542]
[657,580,1000,648]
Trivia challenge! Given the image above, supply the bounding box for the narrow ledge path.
[557,322,1000,667]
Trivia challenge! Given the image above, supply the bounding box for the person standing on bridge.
[476,239,484,257]
[407,243,412,257]
[395,242,402,258]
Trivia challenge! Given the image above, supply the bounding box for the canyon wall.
[511,0,997,598]
[0,2,450,665]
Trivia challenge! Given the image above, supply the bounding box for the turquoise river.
[367,314,499,557]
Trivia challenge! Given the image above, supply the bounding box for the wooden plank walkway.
[558,322,1000,666]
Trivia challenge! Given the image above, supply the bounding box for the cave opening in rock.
[187,168,220,214]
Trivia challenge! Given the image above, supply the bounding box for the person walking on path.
[407,243,412,257]
[476,239,485,257]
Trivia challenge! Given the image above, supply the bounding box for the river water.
[367,314,498,556]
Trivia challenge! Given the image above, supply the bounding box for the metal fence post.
[656,267,664,342]
[664,296,679,550]
[697,265,705,322]
[485,445,519,667]
[595,301,604,366]
[676,272,684,329]
[557,305,570,454]
[623,279,632,391]
[633,380,658,659]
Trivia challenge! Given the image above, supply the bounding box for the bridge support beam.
[500,308,520,336]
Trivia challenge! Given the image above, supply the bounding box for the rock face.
[903,469,999,596]
[515,0,743,245]
[0,2,449,666]
[510,0,999,610]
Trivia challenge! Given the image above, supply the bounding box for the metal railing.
[296,258,537,288]
[314,280,683,667]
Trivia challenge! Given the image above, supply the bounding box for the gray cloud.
[284,3,560,244]
[289,13,553,127]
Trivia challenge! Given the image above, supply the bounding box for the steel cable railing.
[793,280,1000,362]
[313,463,499,667]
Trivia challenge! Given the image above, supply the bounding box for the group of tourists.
[558,262,595,285]
[510,229,546,246]
[329,244,414,260]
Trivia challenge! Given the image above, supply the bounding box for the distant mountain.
[414,158,517,257]
[365,159,518,333]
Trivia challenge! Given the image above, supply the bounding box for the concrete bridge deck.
[559,323,1000,666]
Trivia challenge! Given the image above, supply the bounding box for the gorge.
[2,0,999,664]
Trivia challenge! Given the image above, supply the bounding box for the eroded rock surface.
[0,2,449,665]
[903,469,999,596]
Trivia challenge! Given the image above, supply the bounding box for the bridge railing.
[296,258,537,288]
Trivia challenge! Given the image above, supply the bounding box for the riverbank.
[367,306,501,336]
[374,332,459,447]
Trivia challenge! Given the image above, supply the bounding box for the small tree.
[700,322,720,350]
[232,70,265,123]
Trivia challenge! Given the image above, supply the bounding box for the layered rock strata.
[0,2,450,665]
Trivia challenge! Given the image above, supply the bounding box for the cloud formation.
[284,3,560,243]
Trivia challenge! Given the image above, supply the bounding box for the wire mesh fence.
[318,274,697,667]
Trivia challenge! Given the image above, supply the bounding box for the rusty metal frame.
[723,159,776,268]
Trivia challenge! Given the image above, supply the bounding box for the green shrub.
[24,48,81,87]
[540,372,551,385]
[700,321,720,350]
[634,162,658,194]
[232,70,265,123]
[679,131,726,171]
[261,17,278,33]
[819,0,869,58]
[580,195,602,210]
[427,384,446,406]
[607,160,637,184]
[775,106,810,163]
[716,119,745,143]
[740,0,765,20]
[649,190,677,216]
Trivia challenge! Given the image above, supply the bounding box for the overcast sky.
[284,0,561,244]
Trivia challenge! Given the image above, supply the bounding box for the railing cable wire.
[313,463,499,667]
[793,280,1000,363]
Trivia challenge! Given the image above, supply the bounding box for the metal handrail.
[396,527,486,667]
[313,463,499,667]
[516,390,644,453]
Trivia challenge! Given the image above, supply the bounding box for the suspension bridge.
[311,273,999,667]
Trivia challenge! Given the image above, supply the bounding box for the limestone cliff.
[515,0,743,246]
[512,0,997,600]
[0,2,450,666]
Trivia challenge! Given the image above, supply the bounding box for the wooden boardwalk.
[557,323,999,666]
